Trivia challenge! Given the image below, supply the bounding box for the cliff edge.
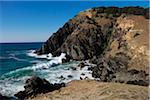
[35,6,149,86]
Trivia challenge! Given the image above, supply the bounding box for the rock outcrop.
[15,76,65,99]
[91,57,149,86]
[36,7,149,86]
[0,93,9,100]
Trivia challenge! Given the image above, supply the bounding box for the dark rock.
[67,75,73,78]
[81,73,85,76]
[84,77,89,80]
[92,57,149,86]
[128,69,139,75]
[92,57,122,82]
[58,75,65,80]
[126,80,148,86]
[35,7,114,60]
[87,67,93,71]
[62,54,71,63]
[113,70,149,86]
[70,67,77,71]
[78,62,85,69]
[0,93,9,100]
[14,91,26,100]
[15,76,65,99]
[80,77,83,80]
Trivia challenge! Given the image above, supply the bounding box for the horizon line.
[0,41,44,43]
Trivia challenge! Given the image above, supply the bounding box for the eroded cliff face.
[105,15,149,73]
[36,7,149,85]
[91,15,149,85]
[36,9,115,60]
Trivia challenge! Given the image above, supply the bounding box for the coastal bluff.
[22,6,150,100]
[35,6,149,85]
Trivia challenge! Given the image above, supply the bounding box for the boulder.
[67,75,73,78]
[70,67,77,71]
[78,62,86,69]
[15,76,65,99]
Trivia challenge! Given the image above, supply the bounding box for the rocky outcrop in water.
[36,7,149,86]
[15,76,65,99]
[0,93,9,100]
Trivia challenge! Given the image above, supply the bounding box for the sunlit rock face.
[36,7,149,85]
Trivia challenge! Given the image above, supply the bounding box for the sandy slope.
[29,80,149,100]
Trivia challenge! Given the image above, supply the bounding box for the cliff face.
[91,15,149,85]
[36,7,149,60]
[36,9,114,60]
[36,7,149,85]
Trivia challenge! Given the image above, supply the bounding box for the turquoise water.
[0,42,93,97]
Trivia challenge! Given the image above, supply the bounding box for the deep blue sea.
[0,42,43,75]
[0,42,93,97]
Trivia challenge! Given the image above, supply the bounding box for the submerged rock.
[78,62,86,69]
[81,73,85,76]
[67,75,73,78]
[70,67,77,71]
[58,75,66,80]
[0,93,9,100]
[15,76,65,99]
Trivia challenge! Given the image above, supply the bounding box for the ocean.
[0,42,93,97]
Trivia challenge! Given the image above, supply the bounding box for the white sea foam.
[0,50,95,97]
[43,61,94,84]
[0,61,94,97]
[27,50,53,59]
[31,53,66,70]
[0,76,30,97]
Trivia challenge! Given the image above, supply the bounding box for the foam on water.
[31,53,66,70]
[0,51,94,97]
[0,76,30,97]
[27,50,53,59]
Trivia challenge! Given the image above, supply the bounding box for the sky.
[0,1,149,43]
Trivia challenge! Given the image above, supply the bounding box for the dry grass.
[28,80,149,100]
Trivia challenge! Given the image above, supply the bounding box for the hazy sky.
[0,1,149,43]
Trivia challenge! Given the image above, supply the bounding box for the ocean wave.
[32,53,66,70]
[0,76,30,97]
[0,54,27,62]
[27,50,66,70]
[0,61,94,97]
[27,50,52,59]
[0,50,94,97]
[8,56,27,62]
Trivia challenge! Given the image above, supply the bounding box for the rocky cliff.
[36,7,149,85]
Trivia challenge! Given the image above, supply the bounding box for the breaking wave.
[0,50,94,97]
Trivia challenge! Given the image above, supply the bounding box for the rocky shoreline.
[35,6,149,86]
[33,6,149,100]
[14,76,65,99]
[1,6,149,100]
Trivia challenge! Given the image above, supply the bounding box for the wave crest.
[27,50,66,70]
